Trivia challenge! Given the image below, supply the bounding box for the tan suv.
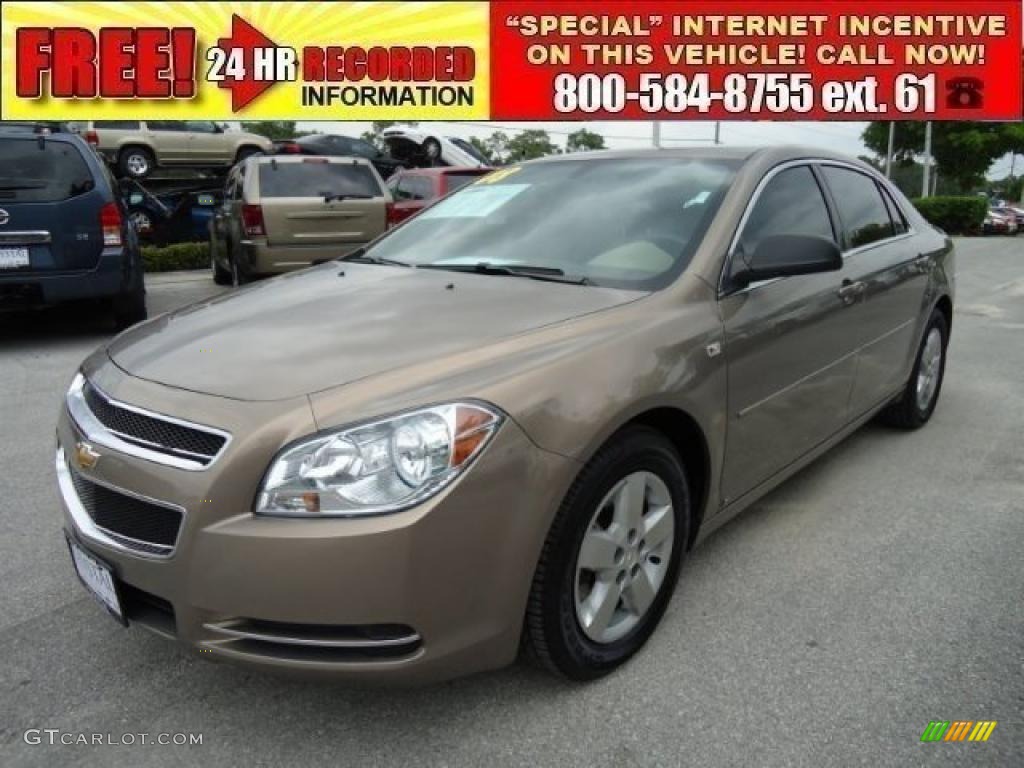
[71,120,272,179]
[57,147,954,683]
[209,155,391,284]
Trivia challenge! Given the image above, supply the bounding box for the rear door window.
[821,166,895,248]
[259,162,382,198]
[0,139,95,202]
[879,185,909,235]
[396,176,432,200]
[95,121,140,130]
[146,121,187,132]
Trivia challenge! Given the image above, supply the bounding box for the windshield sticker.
[419,184,529,219]
[684,190,711,208]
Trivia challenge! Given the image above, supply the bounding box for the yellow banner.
[0,1,489,120]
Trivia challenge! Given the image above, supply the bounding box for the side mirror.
[731,234,842,289]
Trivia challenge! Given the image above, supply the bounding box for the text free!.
[15,27,476,99]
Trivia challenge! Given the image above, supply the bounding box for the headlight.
[255,402,503,517]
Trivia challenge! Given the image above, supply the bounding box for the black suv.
[0,130,146,329]
[275,134,405,179]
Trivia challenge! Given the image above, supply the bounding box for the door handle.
[837,280,866,305]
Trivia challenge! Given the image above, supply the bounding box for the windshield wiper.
[339,248,411,267]
[418,262,589,285]
[325,193,373,203]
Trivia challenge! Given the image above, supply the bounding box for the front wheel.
[235,146,262,164]
[523,426,690,680]
[879,308,949,429]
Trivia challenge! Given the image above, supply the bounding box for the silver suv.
[69,120,272,179]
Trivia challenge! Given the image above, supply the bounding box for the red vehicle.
[386,167,492,227]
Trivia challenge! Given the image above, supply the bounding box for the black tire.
[235,146,262,164]
[523,426,690,680]
[211,241,232,285]
[229,251,251,286]
[117,146,155,179]
[878,308,949,429]
[111,284,147,331]
[423,138,442,165]
[127,207,156,242]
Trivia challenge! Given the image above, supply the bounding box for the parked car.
[0,131,145,328]
[990,205,1024,230]
[209,155,391,284]
[385,167,492,226]
[68,121,272,179]
[121,180,222,245]
[382,126,489,168]
[983,209,1017,235]
[275,134,405,179]
[57,147,954,683]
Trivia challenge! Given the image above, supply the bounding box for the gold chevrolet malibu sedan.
[58,147,954,682]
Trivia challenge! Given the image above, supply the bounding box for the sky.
[294,120,1019,179]
[297,120,871,155]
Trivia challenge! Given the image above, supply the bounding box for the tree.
[566,128,606,153]
[361,121,418,152]
[468,136,495,164]
[504,129,559,162]
[862,121,1015,192]
[240,121,312,141]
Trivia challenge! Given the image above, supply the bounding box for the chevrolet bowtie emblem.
[74,441,100,470]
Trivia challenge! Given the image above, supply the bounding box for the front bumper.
[56,363,576,683]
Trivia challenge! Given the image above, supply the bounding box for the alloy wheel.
[574,471,675,644]
[915,327,943,411]
[126,153,149,176]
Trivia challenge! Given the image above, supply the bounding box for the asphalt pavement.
[1,238,1021,767]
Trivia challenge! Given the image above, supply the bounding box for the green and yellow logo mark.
[921,720,997,743]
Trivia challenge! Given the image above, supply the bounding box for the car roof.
[251,155,373,166]
[524,145,872,169]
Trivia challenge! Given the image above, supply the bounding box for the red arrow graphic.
[215,14,279,112]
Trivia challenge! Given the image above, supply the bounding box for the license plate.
[66,534,125,624]
[0,247,29,269]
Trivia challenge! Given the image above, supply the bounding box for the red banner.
[490,0,1023,120]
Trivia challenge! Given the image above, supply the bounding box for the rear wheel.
[111,283,147,331]
[211,240,232,286]
[879,309,949,429]
[118,146,154,179]
[524,426,690,680]
[230,252,251,286]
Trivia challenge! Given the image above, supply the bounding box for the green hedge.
[910,196,988,235]
[142,242,210,272]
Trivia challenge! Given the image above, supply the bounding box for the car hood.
[108,264,640,401]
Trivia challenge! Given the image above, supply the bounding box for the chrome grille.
[68,466,183,556]
[78,378,227,467]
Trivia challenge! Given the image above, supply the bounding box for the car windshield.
[363,157,737,289]
[448,137,490,165]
